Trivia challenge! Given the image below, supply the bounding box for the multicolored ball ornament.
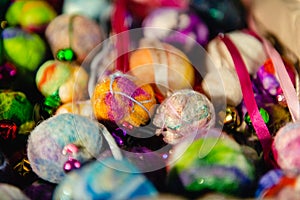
[153,89,215,144]
[53,158,158,200]
[129,38,195,99]
[2,27,46,72]
[167,129,255,196]
[36,60,89,104]
[0,90,33,126]
[5,0,57,33]
[142,7,209,48]
[273,122,300,172]
[92,72,156,128]
[27,113,104,183]
[256,169,300,199]
[45,14,104,64]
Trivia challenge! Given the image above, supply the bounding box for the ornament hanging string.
[219,34,274,166]
[247,16,300,122]
[111,0,130,73]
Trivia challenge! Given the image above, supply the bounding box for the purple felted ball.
[142,7,209,49]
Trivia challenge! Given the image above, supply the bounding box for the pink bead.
[63,158,81,173]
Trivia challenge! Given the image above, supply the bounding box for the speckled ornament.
[2,27,46,71]
[273,122,300,172]
[153,89,215,144]
[129,38,195,99]
[45,14,104,64]
[0,183,30,200]
[53,158,158,200]
[36,60,89,104]
[5,0,57,33]
[27,113,104,183]
[0,90,33,126]
[168,129,255,196]
[142,7,209,47]
[92,72,156,127]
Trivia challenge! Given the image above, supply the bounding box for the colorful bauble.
[153,89,215,144]
[202,30,267,106]
[256,169,300,199]
[92,72,156,127]
[53,158,158,200]
[167,129,255,196]
[27,113,104,183]
[0,90,33,126]
[273,122,300,172]
[36,60,89,104]
[129,38,195,99]
[255,169,284,198]
[5,0,57,33]
[142,7,209,47]
[2,27,46,72]
[45,14,104,64]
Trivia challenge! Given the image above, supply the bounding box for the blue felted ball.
[27,113,104,183]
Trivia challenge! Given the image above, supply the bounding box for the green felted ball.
[5,0,57,32]
[0,90,33,126]
[2,27,46,72]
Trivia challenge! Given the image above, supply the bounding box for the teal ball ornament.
[53,158,158,200]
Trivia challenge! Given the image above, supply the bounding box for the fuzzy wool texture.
[27,113,103,183]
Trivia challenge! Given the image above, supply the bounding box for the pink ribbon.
[111,0,129,73]
[262,40,300,122]
[220,34,273,164]
[247,16,300,122]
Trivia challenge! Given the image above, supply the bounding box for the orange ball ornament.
[129,39,195,100]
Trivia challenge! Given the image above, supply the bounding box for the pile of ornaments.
[0,0,299,199]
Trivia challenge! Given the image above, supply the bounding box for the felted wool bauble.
[92,72,156,127]
[45,14,104,64]
[0,90,33,126]
[2,27,46,72]
[27,113,104,183]
[5,0,57,33]
[167,129,255,196]
[273,122,300,173]
[202,30,267,107]
[153,89,215,144]
[129,38,195,99]
[142,7,209,47]
[36,60,89,104]
[0,184,30,200]
[53,158,158,200]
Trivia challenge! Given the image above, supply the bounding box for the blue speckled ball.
[53,157,158,200]
[27,113,103,183]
